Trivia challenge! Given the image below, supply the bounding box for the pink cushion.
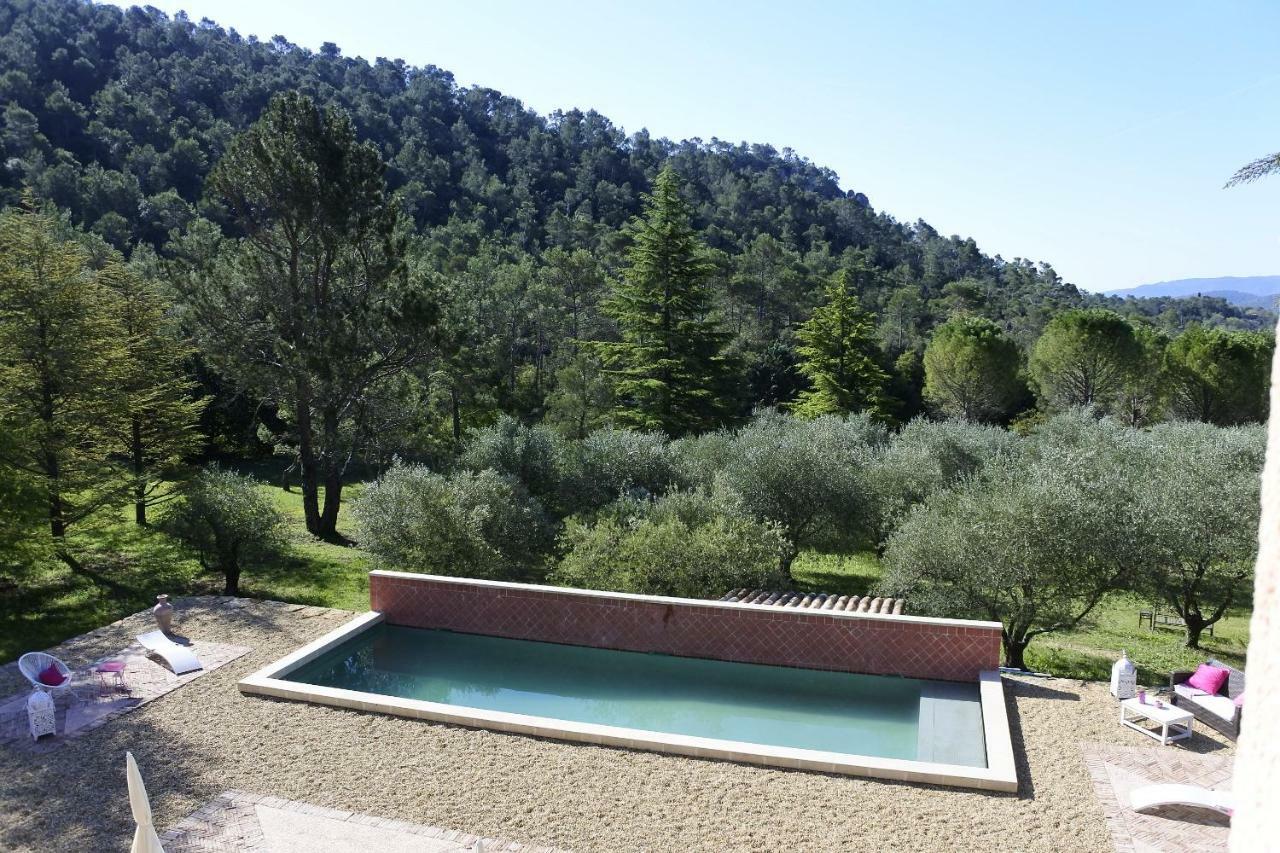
[37,663,66,686]
[1187,663,1230,696]
[1234,691,1245,708]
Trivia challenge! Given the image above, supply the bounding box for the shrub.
[553,488,787,598]
[353,462,553,581]
[161,467,289,595]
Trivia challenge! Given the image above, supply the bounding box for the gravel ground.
[0,597,1236,852]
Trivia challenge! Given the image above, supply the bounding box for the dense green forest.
[1,0,1273,461]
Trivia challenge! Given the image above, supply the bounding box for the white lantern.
[27,689,55,741]
[1110,650,1137,699]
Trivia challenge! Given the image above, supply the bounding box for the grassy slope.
[0,482,368,662]
[3,496,1253,685]
[790,550,1251,686]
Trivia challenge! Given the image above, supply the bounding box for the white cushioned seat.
[1174,682,1237,721]
[1193,693,1238,722]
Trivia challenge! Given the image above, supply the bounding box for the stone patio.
[0,638,250,753]
[1081,741,1234,852]
[160,790,568,852]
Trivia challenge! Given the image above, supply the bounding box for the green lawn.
[2,492,1254,685]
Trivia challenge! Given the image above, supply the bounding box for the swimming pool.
[241,603,1017,790]
[283,623,985,766]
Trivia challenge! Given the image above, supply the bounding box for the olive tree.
[1133,422,1263,648]
[353,463,553,581]
[880,415,1144,669]
[553,487,787,598]
[162,467,289,595]
[867,418,1016,543]
[458,415,567,506]
[557,426,684,516]
[716,411,887,577]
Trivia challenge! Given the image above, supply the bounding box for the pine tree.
[99,260,207,526]
[595,167,738,436]
[791,268,891,420]
[191,92,436,537]
[0,199,130,556]
[922,315,1025,423]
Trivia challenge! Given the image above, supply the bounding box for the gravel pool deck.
[0,597,1236,852]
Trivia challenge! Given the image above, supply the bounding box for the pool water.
[285,624,985,765]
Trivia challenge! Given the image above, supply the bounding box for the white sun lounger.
[1130,784,1234,816]
[136,630,203,675]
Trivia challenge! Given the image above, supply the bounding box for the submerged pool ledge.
[239,609,1019,792]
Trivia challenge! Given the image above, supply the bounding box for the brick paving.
[160,790,569,852]
[1081,741,1234,852]
[0,638,250,753]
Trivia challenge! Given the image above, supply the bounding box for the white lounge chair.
[18,652,74,697]
[1130,783,1235,816]
[136,630,202,675]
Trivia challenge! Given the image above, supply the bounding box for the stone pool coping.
[238,611,1018,792]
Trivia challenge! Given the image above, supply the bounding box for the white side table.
[26,690,56,741]
[1120,697,1193,745]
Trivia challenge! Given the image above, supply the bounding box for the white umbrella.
[126,751,165,853]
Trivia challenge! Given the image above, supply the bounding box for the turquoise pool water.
[284,624,985,765]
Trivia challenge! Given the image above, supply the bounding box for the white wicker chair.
[18,652,73,696]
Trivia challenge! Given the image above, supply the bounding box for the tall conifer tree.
[791,268,891,420]
[99,261,207,526]
[0,200,129,556]
[191,92,436,537]
[596,166,737,435]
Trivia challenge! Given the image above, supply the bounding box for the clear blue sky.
[107,0,1280,292]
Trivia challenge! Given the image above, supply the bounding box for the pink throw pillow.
[1234,691,1245,708]
[1187,663,1229,696]
[37,663,65,686]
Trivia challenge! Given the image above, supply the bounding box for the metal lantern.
[27,689,55,741]
[1110,650,1138,699]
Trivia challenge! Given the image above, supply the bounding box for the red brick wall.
[369,572,1001,682]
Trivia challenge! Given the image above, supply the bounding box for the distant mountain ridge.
[1107,276,1280,309]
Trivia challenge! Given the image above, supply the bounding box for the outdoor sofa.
[1169,658,1244,741]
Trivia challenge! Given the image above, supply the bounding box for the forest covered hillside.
[3,2,1269,320]
[0,0,1273,456]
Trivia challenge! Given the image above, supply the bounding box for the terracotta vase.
[152,594,175,633]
